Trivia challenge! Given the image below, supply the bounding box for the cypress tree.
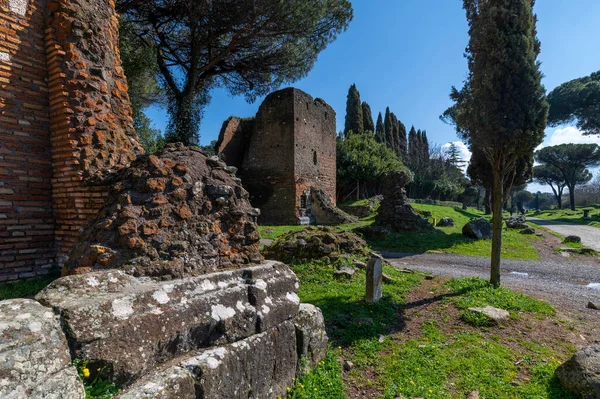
[390,112,400,155]
[344,84,363,136]
[375,112,384,142]
[421,130,430,162]
[451,0,548,287]
[362,102,375,133]
[398,120,407,159]
[384,107,393,150]
[408,126,418,167]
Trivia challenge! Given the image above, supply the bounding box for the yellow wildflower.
[82,368,90,378]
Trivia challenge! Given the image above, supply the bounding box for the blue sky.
[145,1,600,191]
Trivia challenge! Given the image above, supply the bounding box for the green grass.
[291,261,574,398]
[74,359,120,399]
[378,324,572,399]
[260,203,542,261]
[531,205,600,228]
[369,203,541,261]
[446,277,555,326]
[0,276,57,300]
[258,225,307,240]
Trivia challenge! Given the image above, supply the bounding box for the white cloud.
[441,141,471,173]
[537,126,600,151]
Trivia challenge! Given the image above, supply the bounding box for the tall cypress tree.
[398,119,407,159]
[384,107,393,150]
[390,112,400,155]
[422,130,430,161]
[450,0,548,287]
[375,112,384,142]
[344,84,363,136]
[362,102,375,133]
[408,126,419,167]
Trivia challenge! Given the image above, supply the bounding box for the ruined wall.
[0,0,142,280]
[0,0,55,281]
[292,91,336,209]
[242,89,297,225]
[45,0,143,263]
[215,116,254,169]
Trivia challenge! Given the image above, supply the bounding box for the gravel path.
[383,252,600,324]
[529,217,600,251]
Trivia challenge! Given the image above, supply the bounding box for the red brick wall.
[0,0,56,282]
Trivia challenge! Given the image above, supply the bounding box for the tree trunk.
[167,94,198,145]
[568,185,576,211]
[356,180,360,201]
[490,170,503,288]
[484,188,491,214]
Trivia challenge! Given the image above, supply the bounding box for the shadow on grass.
[359,227,477,256]
[308,280,480,348]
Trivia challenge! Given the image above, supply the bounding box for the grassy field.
[531,205,600,228]
[289,259,576,399]
[0,276,56,301]
[259,203,542,261]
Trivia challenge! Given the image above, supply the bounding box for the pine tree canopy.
[118,0,353,145]
[547,70,600,135]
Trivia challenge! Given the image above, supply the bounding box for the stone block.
[294,304,328,374]
[118,321,298,399]
[366,254,383,303]
[35,261,299,385]
[0,299,85,399]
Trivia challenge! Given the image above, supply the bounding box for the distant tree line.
[339,84,469,202]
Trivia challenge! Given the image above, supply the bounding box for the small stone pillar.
[583,210,591,219]
[366,253,383,303]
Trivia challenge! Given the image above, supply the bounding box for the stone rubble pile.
[65,144,263,279]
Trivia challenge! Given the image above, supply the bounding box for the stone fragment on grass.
[366,254,383,303]
[564,235,582,244]
[506,215,527,229]
[335,267,356,279]
[520,227,536,235]
[462,218,492,240]
[467,306,510,324]
[588,302,600,310]
[294,304,328,374]
[0,299,85,399]
[556,345,600,399]
[437,217,455,227]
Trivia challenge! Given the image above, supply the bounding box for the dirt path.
[529,217,600,251]
[384,252,600,331]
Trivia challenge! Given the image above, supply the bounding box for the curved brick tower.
[0,0,142,281]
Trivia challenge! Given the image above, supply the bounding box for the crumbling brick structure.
[217,88,340,225]
[0,0,142,281]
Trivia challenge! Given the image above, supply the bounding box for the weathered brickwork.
[218,88,337,225]
[0,0,142,281]
[0,0,55,281]
[45,0,142,263]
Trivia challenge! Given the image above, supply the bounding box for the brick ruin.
[217,87,353,225]
[0,0,142,281]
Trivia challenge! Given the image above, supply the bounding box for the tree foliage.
[532,164,566,209]
[361,101,374,133]
[547,70,600,135]
[344,84,363,135]
[375,112,384,143]
[119,0,353,145]
[448,0,548,287]
[535,144,600,210]
[337,133,406,200]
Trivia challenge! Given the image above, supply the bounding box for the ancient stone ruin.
[65,143,263,278]
[1,0,142,282]
[375,171,433,231]
[217,87,355,225]
[0,1,329,397]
